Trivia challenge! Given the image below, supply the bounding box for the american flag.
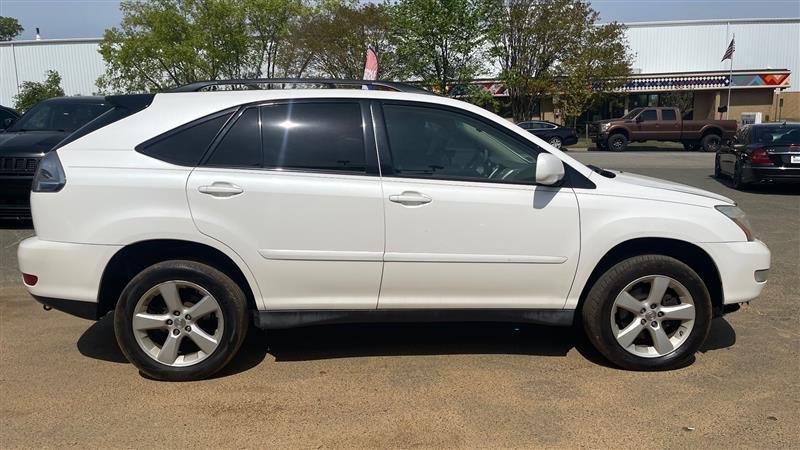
[721,37,735,62]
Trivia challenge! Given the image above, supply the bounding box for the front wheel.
[582,255,712,370]
[114,260,249,381]
[608,133,628,152]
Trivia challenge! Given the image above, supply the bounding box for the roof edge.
[618,17,800,27]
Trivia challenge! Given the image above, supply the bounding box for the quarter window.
[261,102,366,173]
[382,104,537,184]
[138,112,232,166]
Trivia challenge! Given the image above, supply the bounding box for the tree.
[490,0,631,122]
[464,85,499,112]
[391,0,494,93]
[304,2,400,79]
[0,16,23,41]
[13,70,65,111]
[97,0,309,93]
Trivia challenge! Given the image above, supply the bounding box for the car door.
[187,100,385,310]
[659,109,681,140]
[634,108,659,140]
[720,126,745,174]
[374,101,581,309]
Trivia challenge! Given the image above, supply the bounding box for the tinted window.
[383,104,537,184]
[0,109,15,122]
[640,109,658,121]
[661,109,677,121]
[207,108,261,167]
[10,101,110,132]
[139,112,232,166]
[261,102,365,173]
[754,124,800,145]
[527,122,544,129]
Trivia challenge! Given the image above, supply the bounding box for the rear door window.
[206,108,262,168]
[661,109,677,121]
[260,102,366,173]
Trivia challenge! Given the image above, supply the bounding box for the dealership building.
[1,17,798,123]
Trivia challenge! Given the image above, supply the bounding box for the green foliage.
[97,0,309,93]
[464,86,500,113]
[490,0,631,122]
[391,0,494,93]
[13,71,66,112]
[0,16,23,41]
[305,2,400,79]
[659,91,693,113]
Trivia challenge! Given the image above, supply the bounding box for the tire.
[582,255,712,371]
[548,136,563,149]
[608,133,628,151]
[714,154,722,178]
[114,260,249,381]
[731,161,747,190]
[701,134,721,152]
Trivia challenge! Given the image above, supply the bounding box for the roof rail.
[168,78,434,95]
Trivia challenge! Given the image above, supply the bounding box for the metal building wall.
[625,18,799,91]
[0,38,104,107]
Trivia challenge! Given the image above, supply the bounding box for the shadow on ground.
[77,314,737,376]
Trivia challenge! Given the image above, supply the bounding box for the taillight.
[32,151,66,192]
[750,148,772,165]
[571,128,577,136]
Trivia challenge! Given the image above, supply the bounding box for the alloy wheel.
[548,137,562,149]
[132,280,224,367]
[610,275,696,358]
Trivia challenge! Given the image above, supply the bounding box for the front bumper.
[18,237,122,319]
[697,239,771,304]
[0,176,33,219]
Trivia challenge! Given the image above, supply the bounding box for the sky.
[1,0,799,41]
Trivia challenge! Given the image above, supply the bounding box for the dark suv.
[0,97,110,219]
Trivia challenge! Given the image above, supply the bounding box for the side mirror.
[1,118,12,130]
[535,153,565,186]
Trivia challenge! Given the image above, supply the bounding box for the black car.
[0,97,111,219]
[516,120,578,149]
[715,122,800,189]
[0,105,20,130]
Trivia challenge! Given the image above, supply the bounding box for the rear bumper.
[697,240,771,304]
[745,166,800,183]
[563,135,579,146]
[18,237,122,319]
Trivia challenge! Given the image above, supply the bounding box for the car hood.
[609,170,735,205]
[592,119,617,126]
[0,131,68,156]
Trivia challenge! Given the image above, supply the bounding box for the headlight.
[715,205,754,241]
[32,151,66,192]
[600,123,611,132]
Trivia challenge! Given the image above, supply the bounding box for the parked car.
[715,122,800,189]
[589,107,737,152]
[0,97,111,219]
[0,105,20,130]
[18,79,770,381]
[516,120,578,149]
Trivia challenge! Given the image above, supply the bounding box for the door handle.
[389,191,432,205]
[198,182,243,197]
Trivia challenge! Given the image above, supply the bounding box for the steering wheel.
[465,148,497,178]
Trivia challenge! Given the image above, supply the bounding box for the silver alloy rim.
[611,138,623,150]
[549,137,562,149]
[132,280,224,367]
[610,275,695,358]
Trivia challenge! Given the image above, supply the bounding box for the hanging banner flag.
[363,47,378,83]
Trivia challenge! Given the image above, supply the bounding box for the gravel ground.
[1,150,798,448]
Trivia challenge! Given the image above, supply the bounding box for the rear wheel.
[548,136,563,149]
[582,255,712,370]
[114,260,249,381]
[731,161,747,190]
[701,134,721,152]
[714,154,722,178]
[608,134,628,152]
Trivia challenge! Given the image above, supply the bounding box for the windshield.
[754,125,800,145]
[10,101,110,132]
[621,108,643,120]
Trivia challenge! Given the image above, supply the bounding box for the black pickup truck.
[0,97,110,219]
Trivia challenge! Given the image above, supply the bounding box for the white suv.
[18,80,770,380]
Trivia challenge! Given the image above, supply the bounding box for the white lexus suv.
[18,80,770,381]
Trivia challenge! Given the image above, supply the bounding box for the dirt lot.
[1,151,798,448]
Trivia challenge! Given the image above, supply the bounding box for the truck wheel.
[701,134,721,152]
[582,255,712,371]
[608,134,628,151]
[114,260,249,381]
